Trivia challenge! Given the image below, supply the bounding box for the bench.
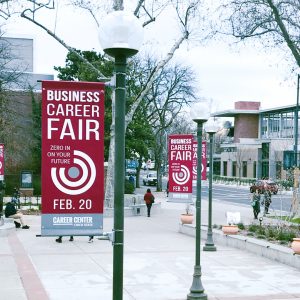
[129,204,146,216]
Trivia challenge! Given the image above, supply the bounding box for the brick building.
[213,101,298,180]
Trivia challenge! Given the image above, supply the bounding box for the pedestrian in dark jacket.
[262,190,272,216]
[144,188,155,217]
[4,200,30,229]
[251,189,261,219]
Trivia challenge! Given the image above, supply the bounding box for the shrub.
[248,224,259,232]
[124,179,135,194]
[237,223,245,230]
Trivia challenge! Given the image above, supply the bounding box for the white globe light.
[99,10,143,55]
[190,102,210,122]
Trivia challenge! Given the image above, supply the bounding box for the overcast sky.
[3,2,298,113]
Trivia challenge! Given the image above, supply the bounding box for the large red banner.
[192,141,207,181]
[168,134,193,195]
[0,144,4,181]
[41,81,105,236]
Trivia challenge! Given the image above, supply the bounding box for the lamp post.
[99,11,143,300]
[203,118,219,252]
[188,102,209,300]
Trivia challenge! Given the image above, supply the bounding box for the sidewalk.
[1,190,300,300]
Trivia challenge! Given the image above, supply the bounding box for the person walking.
[262,190,272,216]
[144,188,155,217]
[56,236,74,243]
[166,180,169,197]
[251,189,261,219]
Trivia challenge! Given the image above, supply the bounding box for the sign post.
[192,140,207,181]
[41,81,105,236]
[168,134,193,202]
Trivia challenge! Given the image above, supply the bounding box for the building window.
[253,161,256,178]
[242,161,247,177]
[223,161,227,176]
[232,161,237,177]
[262,161,269,179]
[262,143,269,160]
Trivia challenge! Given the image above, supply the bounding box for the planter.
[291,238,300,254]
[222,225,239,235]
[180,214,194,224]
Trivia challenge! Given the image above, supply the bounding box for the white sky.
[2,2,298,113]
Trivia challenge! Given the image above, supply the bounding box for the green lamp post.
[188,102,209,300]
[203,118,219,252]
[99,10,143,300]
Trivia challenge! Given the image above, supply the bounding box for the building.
[0,36,54,174]
[213,101,298,180]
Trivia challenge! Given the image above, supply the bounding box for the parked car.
[250,180,278,194]
[126,168,137,175]
[143,172,157,186]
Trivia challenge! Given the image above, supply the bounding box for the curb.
[179,223,300,270]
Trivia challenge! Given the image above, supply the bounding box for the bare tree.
[0,0,205,206]
[218,0,300,69]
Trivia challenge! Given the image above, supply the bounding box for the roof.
[212,109,260,117]
[212,104,298,117]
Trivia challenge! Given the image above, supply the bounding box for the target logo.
[172,165,191,185]
[51,150,96,195]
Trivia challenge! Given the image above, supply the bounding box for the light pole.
[188,102,209,300]
[99,11,143,300]
[203,118,219,252]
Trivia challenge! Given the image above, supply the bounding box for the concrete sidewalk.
[1,190,300,300]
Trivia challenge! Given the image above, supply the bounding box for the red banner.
[41,81,105,236]
[192,141,207,181]
[168,134,193,194]
[0,144,4,181]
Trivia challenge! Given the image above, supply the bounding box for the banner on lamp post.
[192,140,207,181]
[168,134,193,203]
[41,81,105,236]
[0,144,4,181]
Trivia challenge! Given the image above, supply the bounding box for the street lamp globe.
[99,10,143,58]
[190,102,210,122]
[204,118,220,134]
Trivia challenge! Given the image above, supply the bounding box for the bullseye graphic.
[192,164,204,175]
[172,165,190,185]
[51,150,96,195]
[192,166,197,175]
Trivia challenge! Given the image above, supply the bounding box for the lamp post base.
[203,244,217,251]
[187,291,208,300]
[187,266,207,300]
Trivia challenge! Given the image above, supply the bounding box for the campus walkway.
[1,187,300,300]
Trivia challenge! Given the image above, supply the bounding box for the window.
[262,143,269,160]
[223,161,227,176]
[232,161,237,177]
[242,161,247,177]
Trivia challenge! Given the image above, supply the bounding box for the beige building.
[213,101,297,180]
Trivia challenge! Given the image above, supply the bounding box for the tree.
[0,36,33,172]
[0,0,206,206]
[143,61,197,191]
[218,0,300,69]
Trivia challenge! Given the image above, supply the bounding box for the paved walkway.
[1,187,300,300]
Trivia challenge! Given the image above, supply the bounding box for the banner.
[192,141,207,181]
[41,81,105,236]
[0,144,4,181]
[168,134,193,202]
